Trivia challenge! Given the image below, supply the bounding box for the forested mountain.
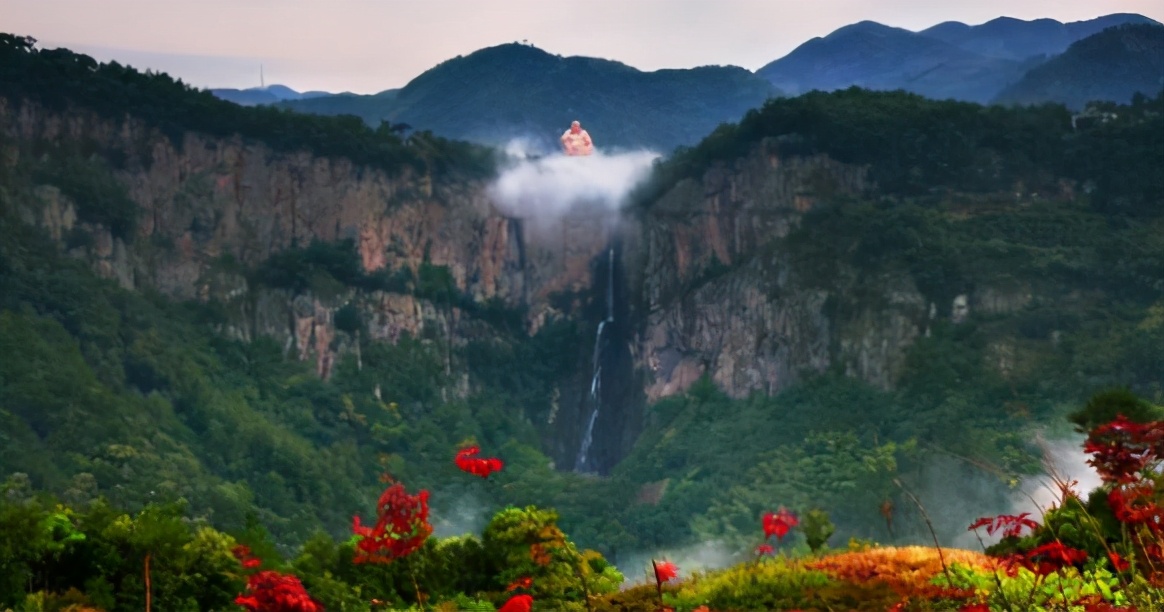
[754,13,1158,104]
[918,13,1158,60]
[280,43,779,153]
[1,33,1162,610]
[211,14,1158,152]
[994,23,1164,109]
[209,84,337,106]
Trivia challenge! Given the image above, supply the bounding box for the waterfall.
[575,244,615,472]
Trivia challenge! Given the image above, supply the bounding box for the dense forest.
[0,33,1162,610]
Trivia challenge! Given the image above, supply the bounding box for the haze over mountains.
[207,12,1162,152]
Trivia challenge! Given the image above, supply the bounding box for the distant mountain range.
[281,43,778,153]
[758,13,1159,103]
[207,13,1163,152]
[210,84,337,106]
[918,13,1154,60]
[996,23,1164,110]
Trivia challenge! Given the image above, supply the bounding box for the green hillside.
[995,23,1164,109]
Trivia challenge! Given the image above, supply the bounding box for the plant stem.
[410,563,424,611]
[652,560,663,609]
[144,553,151,612]
[894,479,952,586]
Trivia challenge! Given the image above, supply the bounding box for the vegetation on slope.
[995,23,1164,110]
[0,38,1160,605]
[636,87,1164,218]
[1,400,1160,610]
[0,33,497,179]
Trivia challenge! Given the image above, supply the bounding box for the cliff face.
[3,100,612,383]
[4,100,1039,471]
[634,141,955,399]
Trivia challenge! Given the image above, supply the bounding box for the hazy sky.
[8,0,1163,94]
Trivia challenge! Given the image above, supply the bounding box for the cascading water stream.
[575,243,615,472]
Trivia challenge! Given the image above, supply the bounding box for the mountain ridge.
[280,42,779,153]
[994,23,1164,109]
[755,13,1157,103]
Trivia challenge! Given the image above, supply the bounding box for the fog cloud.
[487,145,659,234]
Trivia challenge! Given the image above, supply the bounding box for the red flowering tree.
[762,507,799,543]
[1084,414,1163,574]
[235,571,324,612]
[455,445,504,479]
[231,544,322,612]
[352,481,433,564]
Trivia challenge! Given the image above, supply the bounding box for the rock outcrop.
[634,140,937,398]
[2,100,613,383]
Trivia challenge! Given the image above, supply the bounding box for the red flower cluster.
[1000,542,1089,577]
[653,560,679,583]
[755,543,775,556]
[1108,481,1164,527]
[1083,415,1163,484]
[235,570,324,612]
[455,445,504,479]
[1084,414,1163,573]
[498,593,533,612]
[352,482,433,564]
[232,545,262,569]
[762,507,799,542]
[231,545,320,612]
[967,512,1040,538]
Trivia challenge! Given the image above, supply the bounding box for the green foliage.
[664,558,837,611]
[938,562,1133,610]
[0,496,243,610]
[482,505,611,610]
[1067,387,1164,432]
[0,33,498,180]
[636,87,1164,219]
[801,509,837,553]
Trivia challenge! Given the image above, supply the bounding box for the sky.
[7,0,1164,94]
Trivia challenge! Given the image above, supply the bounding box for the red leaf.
[654,560,679,583]
[966,513,1040,538]
[455,446,505,479]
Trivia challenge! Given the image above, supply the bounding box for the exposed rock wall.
[2,100,612,382]
[634,140,935,399]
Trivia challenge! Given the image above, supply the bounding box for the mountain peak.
[826,20,908,39]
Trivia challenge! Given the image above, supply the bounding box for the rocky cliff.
[630,138,1037,400]
[2,99,614,382]
[3,100,1043,473]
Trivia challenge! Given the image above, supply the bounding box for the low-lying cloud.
[488,144,660,232]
